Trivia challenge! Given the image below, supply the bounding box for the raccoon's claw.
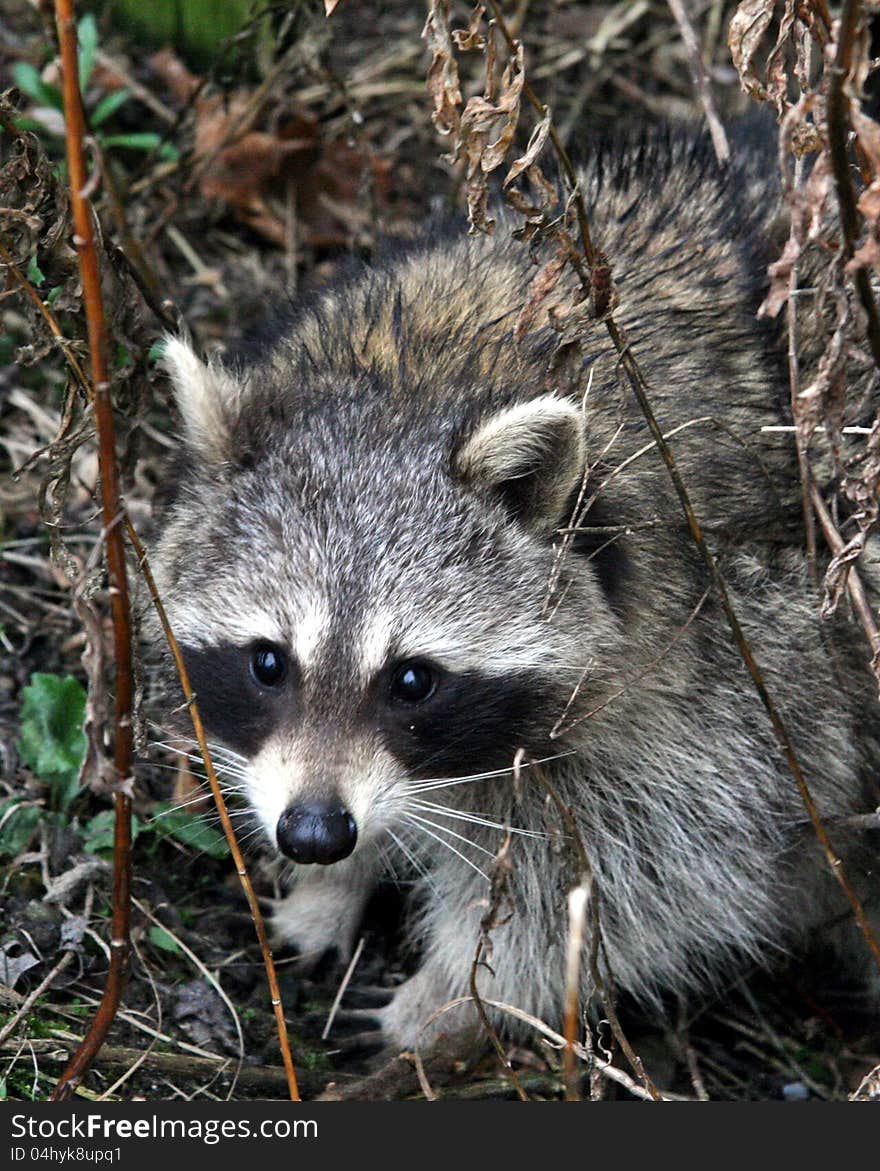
[338,983,395,1010]
[316,1004,384,1039]
[325,1030,388,1060]
[288,944,344,981]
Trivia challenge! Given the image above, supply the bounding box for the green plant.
[6,671,229,864]
[12,13,178,162]
[93,0,272,68]
[147,925,182,953]
[148,802,230,860]
[18,672,87,813]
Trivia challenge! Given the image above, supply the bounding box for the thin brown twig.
[810,485,880,668]
[1,1038,299,1093]
[0,238,91,396]
[665,0,730,166]
[414,995,682,1101]
[784,144,819,584]
[467,832,530,1101]
[533,764,663,1101]
[562,883,588,1101]
[50,0,135,1102]
[125,521,301,1102]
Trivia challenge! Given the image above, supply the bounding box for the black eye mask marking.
[375,668,559,778]
[179,641,295,757]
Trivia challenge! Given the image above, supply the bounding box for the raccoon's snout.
[276,801,358,865]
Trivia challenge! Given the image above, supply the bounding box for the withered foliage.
[0,93,79,343]
[0,90,140,801]
[729,0,880,651]
[151,50,390,250]
[424,0,880,684]
[422,1,615,369]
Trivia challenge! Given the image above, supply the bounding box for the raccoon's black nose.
[276,801,358,865]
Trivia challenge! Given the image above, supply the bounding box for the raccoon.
[149,129,880,1056]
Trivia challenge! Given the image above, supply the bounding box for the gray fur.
[148,130,880,1054]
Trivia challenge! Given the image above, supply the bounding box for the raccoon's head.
[151,337,622,867]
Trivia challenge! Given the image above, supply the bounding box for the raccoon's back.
[230,126,803,546]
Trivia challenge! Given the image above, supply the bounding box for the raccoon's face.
[151,339,621,866]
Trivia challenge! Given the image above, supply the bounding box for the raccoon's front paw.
[271,884,360,974]
[326,967,481,1058]
[377,968,482,1053]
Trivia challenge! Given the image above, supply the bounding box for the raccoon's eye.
[389,661,436,705]
[250,643,288,688]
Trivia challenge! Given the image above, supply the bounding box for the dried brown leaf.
[759,234,801,319]
[451,4,486,52]
[797,298,850,446]
[822,526,873,617]
[422,0,462,138]
[764,0,798,114]
[728,0,777,103]
[514,247,569,344]
[454,42,525,232]
[504,108,552,189]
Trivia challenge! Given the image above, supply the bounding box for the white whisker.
[402,815,489,882]
[410,749,576,793]
[149,739,250,774]
[405,811,495,858]
[407,799,552,840]
[403,819,492,880]
[386,829,433,888]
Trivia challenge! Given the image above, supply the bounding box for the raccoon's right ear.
[160,336,245,463]
[455,395,586,533]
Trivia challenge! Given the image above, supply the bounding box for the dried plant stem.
[0,239,91,396]
[125,522,301,1102]
[535,766,663,1101]
[827,0,880,370]
[810,486,880,671]
[484,0,880,974]
[0,952,76,1049]
[665,0,730,166]
[784,149,819,584]
[51,0,134,1102]
[415,995,680,1101]
[468,834,529,1101]
[562,884,588,1100]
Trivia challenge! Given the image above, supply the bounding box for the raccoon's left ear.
[455,395,586,532]
[160,335,245,463]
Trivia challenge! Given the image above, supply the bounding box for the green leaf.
[18,673,87,812]
[90,88,130,128]
[100,132,179,162]
[26,254,45,286]
[0,799,42,859]
[82,809,141,855]
[77,13,99,94]
[151,804,230,860]
[12,62,63,111]
[148,925,182,953]
[10,116,52,135]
